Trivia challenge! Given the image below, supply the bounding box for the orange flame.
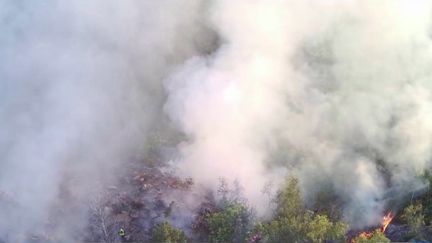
[351,212,394,242]
[381,212,394,232]
[358,231,373,238]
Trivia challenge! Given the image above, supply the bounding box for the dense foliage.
[259,178,348,243]
[402,203,425,236]
[419,170,432,224]
[206,203,251,243]
[187,177,349,243]
[152,222,188,243]
[351,229,390,243]
[151,175,432,242]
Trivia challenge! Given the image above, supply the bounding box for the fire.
[358,231,373,238]
[381,212,394,232]
[351,211,394,242]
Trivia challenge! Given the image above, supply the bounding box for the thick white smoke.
[165,0,432,228]
[0,0,211,241]
[2,0,432,241]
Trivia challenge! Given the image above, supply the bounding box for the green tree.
[274,177,304,218]
[351,229,390,243]
[306,214,347,242]
[418,170,432,224]
[206,203,251,243]
[402,203,425,236]
[152,222,188,243]
[262,213,347,243]
[261,177,347,243]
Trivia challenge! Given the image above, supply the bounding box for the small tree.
[418,170,432,224]
[352,229,390,243]
[261,177,347,243]
[274,177,304,218]
[402,203,425,236]
[207,203,252,243]
[87,192,119,243]
[306,215,347,242]
[152,222,188,243]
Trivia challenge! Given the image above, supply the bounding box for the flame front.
[351,212,394,242]
[381,212,394,232]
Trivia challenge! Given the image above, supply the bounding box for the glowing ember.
[381,212,394,232]
[358,231,373,238]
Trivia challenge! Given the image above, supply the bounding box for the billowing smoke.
[165,0,432,228]
[2,0,432,241]
[0,0,212,241]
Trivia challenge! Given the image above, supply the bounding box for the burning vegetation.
[381,212,394,233]
[350,212,394,242]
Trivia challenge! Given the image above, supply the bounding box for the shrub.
[152,222,188,243]
[351,229,390,243]
[402,203,425,236]
[261,177,347,243]
[207,203,252,243]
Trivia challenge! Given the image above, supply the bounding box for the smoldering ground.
[2,0,432,242]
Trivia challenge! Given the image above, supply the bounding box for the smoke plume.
[0,0,211,241]
[165,0,432,227]
[2,0,432,241]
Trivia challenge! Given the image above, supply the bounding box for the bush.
[152,222,188,243]
[306,214,347,242]
[207,203,252,243]
[402,203,425,236]
[274,177,304,218]
[351,229,390,243]
[261,177,347,243]
[262,213,347,243]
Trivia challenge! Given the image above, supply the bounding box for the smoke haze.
[2,0,432,241]
[0,1,212,241]
[165,0,432,227]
